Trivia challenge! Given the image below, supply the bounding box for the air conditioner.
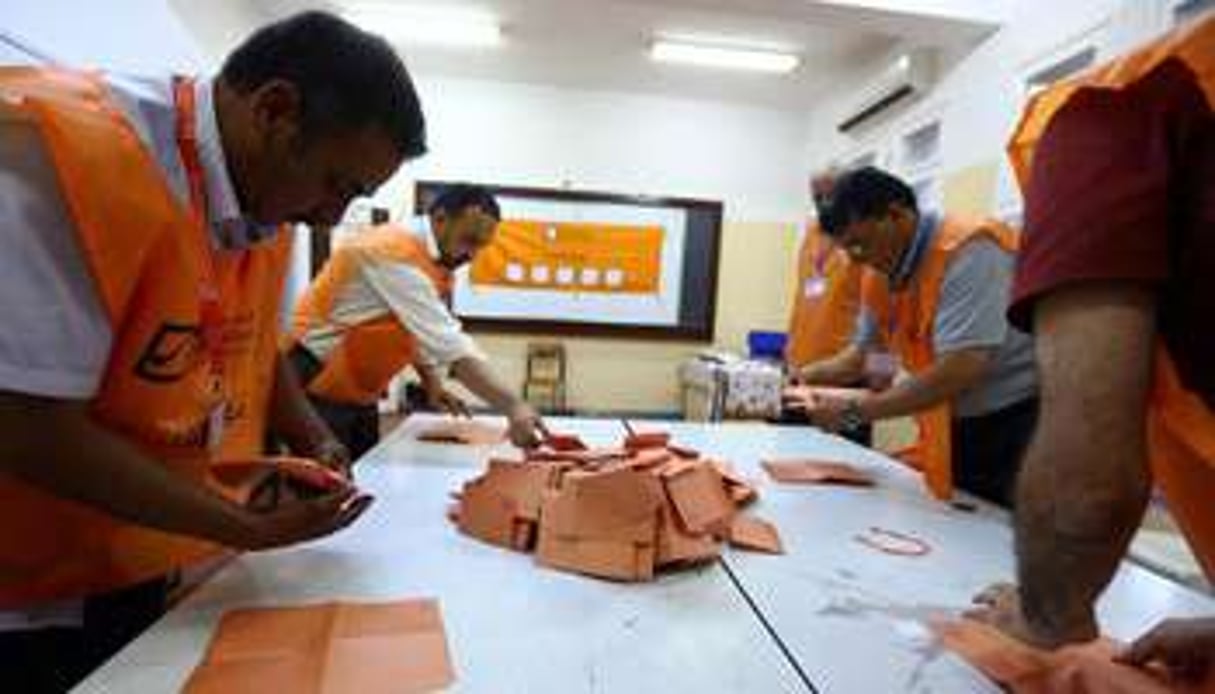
[836,49,937,134]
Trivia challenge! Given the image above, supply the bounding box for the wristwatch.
[839,400,868,431]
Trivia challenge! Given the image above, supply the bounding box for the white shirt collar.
[193,77,276,247]
[411,215,443,261]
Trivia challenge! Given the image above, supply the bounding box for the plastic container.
[747,331,788,361]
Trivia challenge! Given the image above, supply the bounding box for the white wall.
[803,0,1177,216]
[1,0,204,72]
[357,77,811,414]
[369,76,810,224]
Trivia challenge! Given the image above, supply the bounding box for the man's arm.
[1012,282,1156,645]
[267,352,350,471]
[0,392,370,549]
[858,348,993,421]
[416,362,470,417]
[450,356,542,447]
[797,343,867,386]
[362,259,543,445]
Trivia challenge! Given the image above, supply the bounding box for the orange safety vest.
[1007,14,1215,578]
[786,223,864,368]
[0,69,291,606]
[292,225,453,406]
[865,215,1020,501]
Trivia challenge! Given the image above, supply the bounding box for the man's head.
[427,184,501,269]
[216,11,426,227]
[819,166,919,276]
[810,169,838,214]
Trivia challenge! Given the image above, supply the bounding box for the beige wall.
[460,221,800,415]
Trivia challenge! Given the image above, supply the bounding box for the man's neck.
[211,80,250,216]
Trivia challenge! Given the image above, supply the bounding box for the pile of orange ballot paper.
[449,428,782,581]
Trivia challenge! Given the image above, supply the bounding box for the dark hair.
[820,166,917,237]
[221,11,426,159]
[428,184,501,220]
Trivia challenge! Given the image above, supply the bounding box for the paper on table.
[415,420,507,445]
[542,431,589,451]
[662,461,735,535]
[727,515,784,554]
[934,619,1215,694]
[185,600,455,694]
[761,459,875,487]
[452,432,773,581]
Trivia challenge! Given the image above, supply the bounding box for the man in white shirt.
[290,184,545,456]
[0,11,423,690]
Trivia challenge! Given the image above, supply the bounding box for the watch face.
[841,403,866,431]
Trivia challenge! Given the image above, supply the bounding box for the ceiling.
[200,0,1002,111]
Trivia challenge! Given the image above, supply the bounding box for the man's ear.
[248,79,303,144]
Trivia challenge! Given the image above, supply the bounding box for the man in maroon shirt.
[967,11,1215,683]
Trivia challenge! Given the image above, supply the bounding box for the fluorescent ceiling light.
[650,39,800,74]
[344,4,502,47]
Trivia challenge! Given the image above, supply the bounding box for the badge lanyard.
[804,234,832,298]
[173,76,227,449]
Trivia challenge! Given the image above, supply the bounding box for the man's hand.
[426,384,471,418]
[506,403,545,448]
[305,435,352,479]
[1116,618,1215,683]
[781,386,865,432]
[232,486,374,551]
[965,582,1098,649]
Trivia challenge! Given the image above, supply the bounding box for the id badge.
[205,402,226,451]
[865,351,897,379]
[803,277,828,298]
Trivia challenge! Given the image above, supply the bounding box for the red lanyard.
[811,231,830,278]
[172,76,225,382]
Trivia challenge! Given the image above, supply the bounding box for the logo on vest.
[135,322,202,383]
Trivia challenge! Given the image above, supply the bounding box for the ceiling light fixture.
[344,4,503,48]
[650,38,800,74]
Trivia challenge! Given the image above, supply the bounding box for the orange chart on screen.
[470,219,665,294]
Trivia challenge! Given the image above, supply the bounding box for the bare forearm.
[799,345,865,386]
[416,363,442,392]
[1013,283,1158,645]
[0,394,249,546]
[1015,430,1151,643]
[268,352,336,455]
[860,349,991,421]
[451,356,524,414]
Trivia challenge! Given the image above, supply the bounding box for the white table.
[658,420,1215,693]
[75,415,1214,693]
[75,416,806,694]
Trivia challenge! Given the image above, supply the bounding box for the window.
[1024,46,1097,97]
[898,120,942,173]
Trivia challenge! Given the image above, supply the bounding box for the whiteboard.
[416,181,723,340]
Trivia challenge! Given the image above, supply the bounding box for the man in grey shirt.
[789,167,1038,505]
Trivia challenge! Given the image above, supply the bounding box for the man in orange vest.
[786,167,1039,505]
[289,184,545,457]
[784,172,869,444]
[0,11,423,690]
[967,12,1215,682]
[786,171,864,370]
